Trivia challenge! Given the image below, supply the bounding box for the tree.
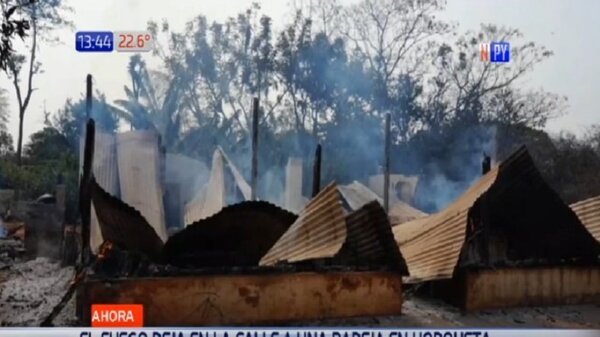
[0,88,13,156]
[112,54,184,149]
[52,93,119,148]
[4,0,71,165]
[0,0,32,71]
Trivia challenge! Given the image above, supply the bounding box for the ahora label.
[91,304,144,327]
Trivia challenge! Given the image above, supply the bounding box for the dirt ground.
[1,240,599,328]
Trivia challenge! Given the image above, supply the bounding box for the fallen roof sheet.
[337,201,409,273]
[184,147,252,225]
[338,180,427,225]
[164,201,297,268]
[90,177,164,262]
[79,131,120,253]
[116,130,168,242]
[261,184,408,273]
[183,149,226,225]
[338,181,382,210]
[571,195,600,242]
[260,183,347,265]
[388,201,428,226]
[394,146,600,283]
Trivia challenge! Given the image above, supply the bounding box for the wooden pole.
[312,143,322,197]
[85,74,92,119]
[79,119,95,266]
[251,97,259,201]
[384,113,391,212]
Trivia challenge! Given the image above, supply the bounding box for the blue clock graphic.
[75,31,114,52]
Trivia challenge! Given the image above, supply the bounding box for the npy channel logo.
[480,42,510,63]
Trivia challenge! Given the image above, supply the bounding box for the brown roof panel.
[394,146,600,283]
[260,183,346,265]
[571,195,600,242]
[338,201,408,274]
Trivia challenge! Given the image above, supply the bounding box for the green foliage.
[52,93,119,147]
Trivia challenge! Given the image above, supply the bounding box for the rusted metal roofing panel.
[338,201,408,274]
[392,151,499,283]
[571,195,600,242]
[183,149,226,225]
[79,131,119,253]
[394,146,600,284]
[90,177,164,261]
[164,201,297,267]
[116,130,168,242]
[260,183,346,265]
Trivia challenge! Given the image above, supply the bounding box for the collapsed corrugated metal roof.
[79,131,119,253]
[261,184,408,273]
[388,202,428,226]
[571,195,600,243]
[260,183,346,265]
[337,201,408,273]
[338,180,427,225]
[338,181,382,211]
[116,130,168,242]
[163,201,297,268]
[393,146,600,283]
[90,177,164,262]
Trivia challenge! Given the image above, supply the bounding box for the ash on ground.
[0,254,76,326]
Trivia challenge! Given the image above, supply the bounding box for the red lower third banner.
[91,304,144,327]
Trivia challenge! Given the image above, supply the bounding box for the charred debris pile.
[89,178,407,278]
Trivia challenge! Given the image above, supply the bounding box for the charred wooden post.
[312,144,322,197]
[384,113,391,212]
[482,153,491,175]
[80,119,95,266]
[85,74,92,119]
[251,97,259,201]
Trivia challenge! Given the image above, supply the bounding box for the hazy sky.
[1,0,598,143]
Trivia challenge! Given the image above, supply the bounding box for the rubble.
[0,257,75,326]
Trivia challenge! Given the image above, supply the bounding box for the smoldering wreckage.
[1,95,600,327]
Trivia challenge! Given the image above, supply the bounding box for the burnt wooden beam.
[79,119,95,266]
[383,113,391,212]
[85,74,92,119]
[251,97,259,201]
[312,143,322,198]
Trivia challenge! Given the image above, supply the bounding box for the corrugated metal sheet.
[184,147,252,225]
[79,131,119,253]
[164,201,297,267]
[392,164,497,282]
[260,183,346,265]
[90,177,164,261]
[116,130,168,241]
[285,157,305,213]
[338,201,409,274]
[394,146,600,283]
[338,181,382,210]
[218,146,252,201]
[338,180,426,225]
[183,149,226,225]
[571,195,600,242]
